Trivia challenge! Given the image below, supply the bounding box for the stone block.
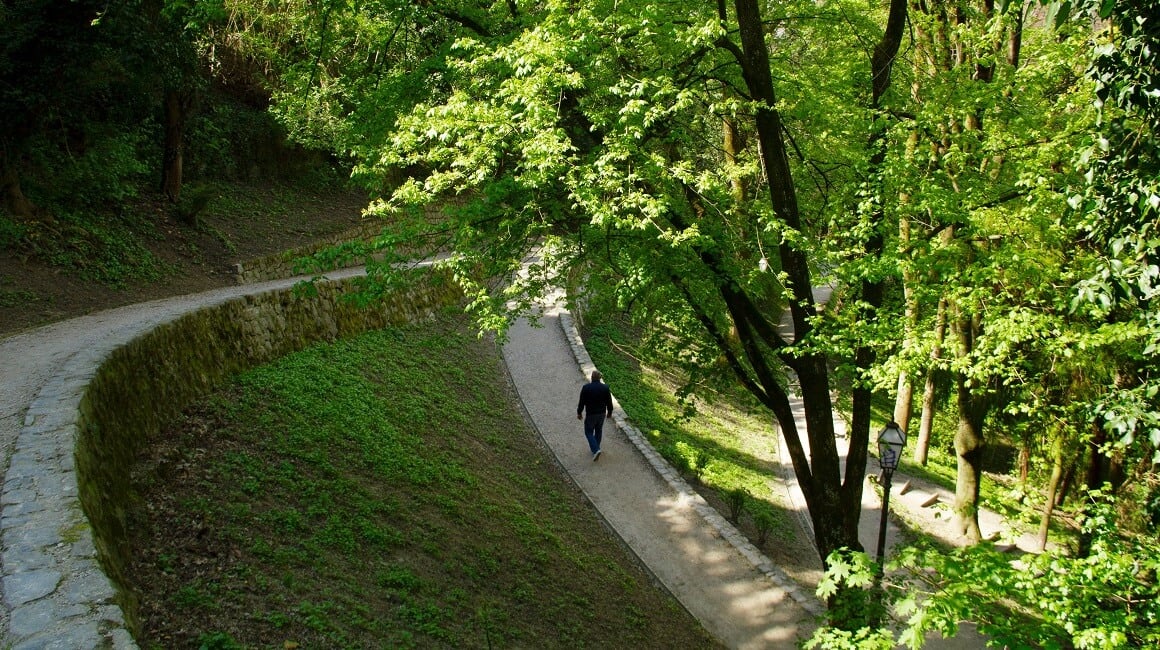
[3,569,62,608]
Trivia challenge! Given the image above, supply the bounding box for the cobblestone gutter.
[2,272,460,649]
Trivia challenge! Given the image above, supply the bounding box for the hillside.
[0,183,368,338]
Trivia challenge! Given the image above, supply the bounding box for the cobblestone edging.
[557,310,826,618]
[2,271,459,649]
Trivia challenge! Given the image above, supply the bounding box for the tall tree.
[148,0,213,206]
[316,0,914,604]
[876,0,1103,542]
[1066,0,1160,554]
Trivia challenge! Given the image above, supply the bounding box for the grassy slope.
[125,311,718,650]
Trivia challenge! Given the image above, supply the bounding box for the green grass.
[126,311,718,649]
[0,287,42,308]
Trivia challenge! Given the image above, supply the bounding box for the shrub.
[753,509,775,547]
[726,487,748,524]
[0,216,27,248]
[196,631,243,650]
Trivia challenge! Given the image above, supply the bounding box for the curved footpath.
[0,267,1004,648]
[502,288,820,649]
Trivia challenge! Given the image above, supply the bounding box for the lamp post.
[875,421,906,569]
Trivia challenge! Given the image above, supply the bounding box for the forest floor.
[0,184,368,338]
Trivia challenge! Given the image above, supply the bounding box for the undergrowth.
[2,210,173,287]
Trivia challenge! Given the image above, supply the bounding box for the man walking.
[576,370,614,461]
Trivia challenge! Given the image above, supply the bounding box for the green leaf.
[1045,1,1072,28]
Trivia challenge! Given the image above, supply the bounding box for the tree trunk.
[893,371,913,433]
[1056,449,1081,507]
[953,378,985,543]
[161,90,187,207]
[952,312,985,544]
[1078,421,1109,557]
[915,296,947,465]
[915,372,937,466]
[722,113,746,204]
[1018,441,1030,485]
[0,161,38,219]
[1007,2,1025,69]
[1037,429,1064,551]
[893,215,916,433]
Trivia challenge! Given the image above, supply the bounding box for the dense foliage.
[0,0,341,283]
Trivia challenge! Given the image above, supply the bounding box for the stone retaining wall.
[233,222,383,285]
[3,272,461,649]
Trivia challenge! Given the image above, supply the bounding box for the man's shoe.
[593,449,602,462]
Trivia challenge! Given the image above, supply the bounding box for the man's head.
[591,370,603,383]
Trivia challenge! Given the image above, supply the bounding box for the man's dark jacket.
[577,381,613,419]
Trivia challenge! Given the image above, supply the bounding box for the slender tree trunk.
[1037,429,1064,551]
[723,114,746,204]
[893,373,913,433]
[1056,449,1081,507]
[1007,2,1025,69]
[893,217,916,433]
[915,296,947,465]
[1018,440,1030,485]
[1078,421,1109,556]
[848,0,906,562]
[161,90,187,207]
